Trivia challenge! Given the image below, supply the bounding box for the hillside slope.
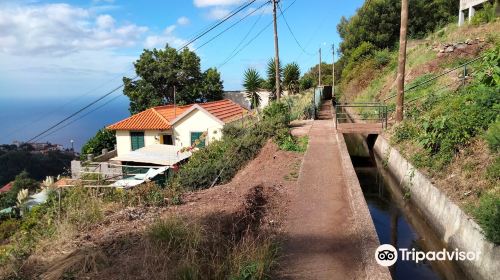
[340,21,500,243]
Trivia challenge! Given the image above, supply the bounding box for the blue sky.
[0,0,365,100]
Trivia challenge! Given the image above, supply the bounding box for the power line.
[224,5,266,61]
[37,94,125,141]
[178,0,259,50]
[22,2,263,143]
[26,77,137,143]
[277,2,314,56]
[0,69,136,142]
[194,0,271,51]
[218,0,298,68]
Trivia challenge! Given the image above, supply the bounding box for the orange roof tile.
[107,99,248,131]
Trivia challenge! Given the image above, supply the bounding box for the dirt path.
[279,101,377,279]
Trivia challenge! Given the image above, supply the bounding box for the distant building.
[224,90,274,110]
[458,0,492,25]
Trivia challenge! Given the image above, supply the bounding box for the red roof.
[0,182,13,193]
[108,99,248,131]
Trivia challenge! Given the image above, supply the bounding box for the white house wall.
[116,129,169,156]
[173,109,223,147]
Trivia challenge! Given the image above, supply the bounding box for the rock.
[465,38,473,45]
[444,46,455,53]
[456,43,467,50]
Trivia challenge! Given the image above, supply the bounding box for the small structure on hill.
[458,0,492,25]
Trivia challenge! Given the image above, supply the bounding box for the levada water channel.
[343,133,468,280]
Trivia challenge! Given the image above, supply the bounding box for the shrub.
[485,118,500,152]
[373,48,392,68]
[475,45,500,87]
[263,101,291,125]
[471,2,497,25]
[417,85,499,167]
[277,135,308,153]
[283,91,314,121]
[473,193,500,244]
[0,219,20,240]
[392,122,419,143]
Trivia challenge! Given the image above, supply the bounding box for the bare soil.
[19,141,304,279]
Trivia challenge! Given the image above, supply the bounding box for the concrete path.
[279,101,385,279]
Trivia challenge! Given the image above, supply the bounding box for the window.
[190,132,205,148]
[162,134,173,145]
[130,132,145,151]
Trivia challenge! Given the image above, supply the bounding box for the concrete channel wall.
[335,131,392,279]
[373,136,500,280]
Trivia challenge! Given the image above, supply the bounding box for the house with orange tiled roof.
[107,99,249,159]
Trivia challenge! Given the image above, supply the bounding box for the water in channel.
[343,133,468,280]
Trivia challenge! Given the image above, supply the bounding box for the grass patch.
[472,193,500,244]
[277,135,308,153]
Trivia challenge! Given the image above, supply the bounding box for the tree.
[81,128,116,158]
[300,63,333,88]
[336,0,457,58]
[123,45,224,114]
[200,68,224,102]
[265,58,282,100]
[243,68,263,109]
[283,62,301,94]
[299,75,314,91]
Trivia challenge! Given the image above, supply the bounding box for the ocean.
[0,95,130,151]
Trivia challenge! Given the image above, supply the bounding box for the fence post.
[335,105,338,129]
[463,64,467,86]
[385,106,388,128]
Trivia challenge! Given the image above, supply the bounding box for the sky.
[0,0,364,147]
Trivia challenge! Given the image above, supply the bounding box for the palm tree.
[283,62,300,94]
[266,58,282,99]
[243,68,262,110]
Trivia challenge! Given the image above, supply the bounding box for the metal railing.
[334,102,388,129]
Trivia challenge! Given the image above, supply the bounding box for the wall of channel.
[372,136,499,280]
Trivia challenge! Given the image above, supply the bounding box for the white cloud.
[194,0,244,8]
[0,3,148,56]
[177,16,190,25]
[144,25,187,49]
[206,6,231,19]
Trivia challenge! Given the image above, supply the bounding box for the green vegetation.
[123,45,224,114]
[80,128,116,158]
[277,135,308,153]
[175,102,292,191]
[0,150,73,188]
[0,171,40,209]
[471,1,498,25]
[284,90,314,120]
[283,62,301,94]
[243,68,264,109]
[264,58,283,98]
[472,193,500,244]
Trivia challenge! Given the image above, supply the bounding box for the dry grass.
[434,138,498,209]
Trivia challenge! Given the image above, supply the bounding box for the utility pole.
[395,0,408,122]
[318,48,322,86]
[332,43,335,96]
[272,0,281,100]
